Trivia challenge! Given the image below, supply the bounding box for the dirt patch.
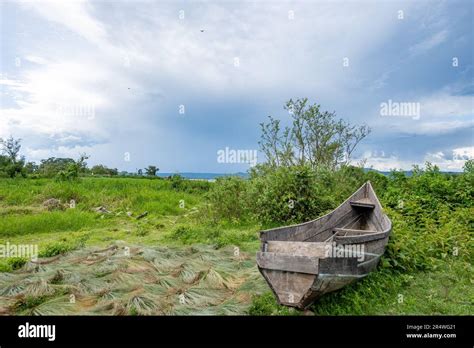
[42,198,64,211]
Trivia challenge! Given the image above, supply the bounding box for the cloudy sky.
[0,0,472,173]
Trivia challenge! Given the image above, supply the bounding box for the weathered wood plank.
[357,255,382,274]
[266,241,330,258]
[319,257,359,274]
[256,252,319,274]
[260,269,315,307]
[333,227,378,235]
[303,209,356,242]
[261,180,368,242]
[350,198,375,209]
[257,181,392,308]
[335,230,389,244]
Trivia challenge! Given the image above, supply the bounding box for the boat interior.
[259,182,387,259]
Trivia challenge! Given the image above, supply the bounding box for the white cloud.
[2,1,413,139]
[372,88,474,136]
[0,61,112,140]
[362,147,473,171]
[20,0,108,46]
[417,120,473,134]
[453,146,474,161]
[24,144,97,163]
[362,155,401,171]
[1,0,471,172]
[409,29,448,55]
[421,93,474,118]
[425,146,473,170]
[23,55,49,65]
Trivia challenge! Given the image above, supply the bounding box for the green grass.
[162,224,260,251]
[0,177,261,273]
[0,210,104,237]
[250,258,473,315]
[0,175,471,315]
[0,177,201,213]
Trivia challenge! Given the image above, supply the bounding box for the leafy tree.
[24,162,39,175]
[259,98,370,170]
[91,164,118,176]
[0,155,24,178]
[39,158,76,177]
[145,165,159,176]
[463,159,473,174]
[55,154,89,181]
[0,136,22,163]
[76,153,89,174]
[0,137,25,177]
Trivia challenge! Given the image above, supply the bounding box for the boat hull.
[256,181,392,309]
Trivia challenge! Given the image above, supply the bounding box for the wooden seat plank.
[266,241,329,258]
[256,252,319,274]
[350,198,375,209]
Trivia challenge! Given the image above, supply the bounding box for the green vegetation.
[0,101,472,315]
[258,98,370,170]
[241,162,473,315]
[0,136,26,178]
[0,163,471,315]
[0,177,218,255]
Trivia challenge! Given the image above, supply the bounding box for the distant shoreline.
[155,169,462,180]
[156,172,249,180]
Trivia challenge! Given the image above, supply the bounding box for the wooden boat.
[256,181,391,309]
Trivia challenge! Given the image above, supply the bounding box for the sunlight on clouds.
[1,0,472,171]
[1,62,111,139]
[24,144,97,163]
[19,0,107,46]
[363,147,473,172]
[421,93,474,118]
[425,146,474,171]
[23,55,49,65]
[409,29,448,56]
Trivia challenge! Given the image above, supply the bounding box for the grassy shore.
[0,176,471,315]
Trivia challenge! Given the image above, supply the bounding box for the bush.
[39,242,77,257]
[168,225,221,245]
[165,224,259,249]
[207,165,387,225]
[379,164,473,272]
[248,292,299,315]
[0,155,26,178]
[248,165,335,224]
[7,257,28,270]
[169,175,211,193]
[55,163,80,181]
[206,176,251,222]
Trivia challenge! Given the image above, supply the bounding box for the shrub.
[207,164,383,225]
[39,242,77,257]
[170,175,211,193]
[248,292,299,315]
[206,176,251,222]
[7,257,28,270]
[248,165,338,224]
[379,163,473,272]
